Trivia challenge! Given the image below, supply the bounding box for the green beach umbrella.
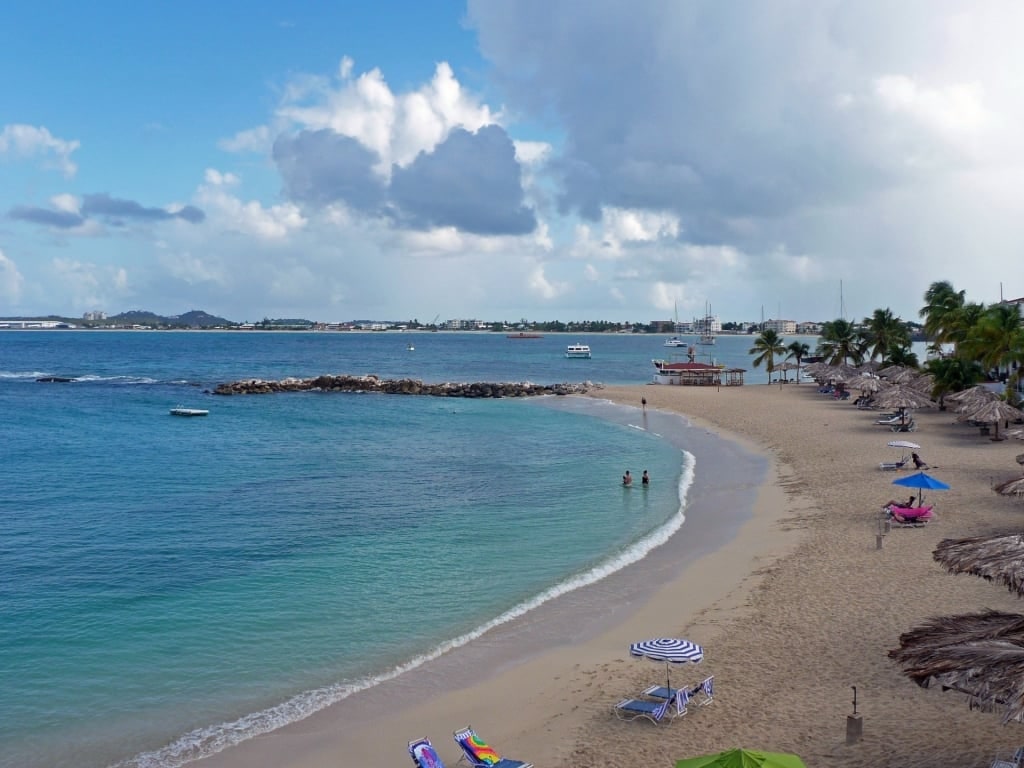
[675,748,807,768]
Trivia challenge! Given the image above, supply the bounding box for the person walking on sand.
[623,470,633,486]
[642,470,649,486]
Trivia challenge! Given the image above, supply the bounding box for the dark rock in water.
[36,376,74,383]
[212,374,596,398]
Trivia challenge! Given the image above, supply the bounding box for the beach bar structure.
[653,361,746,386]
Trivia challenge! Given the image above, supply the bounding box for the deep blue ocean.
[0,330,772,768]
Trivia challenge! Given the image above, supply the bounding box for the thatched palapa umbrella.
[934,534,1024,596]
[909,372,935,394]
[877,364,908,380]
[768,361,799,382]
[947,385,1000,406]
[957,400,1024,440]
[889,610,1024,723]
[995,478,1024,498]
[856,376,885,395]
[872,384,937,426]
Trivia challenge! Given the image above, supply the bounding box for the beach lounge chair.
[640,685,691,713]
[885,505,934,527]
[890,420,917,433]
[613,696,678,724]
[691,676,714,706]
[452,726,533,768]
[990,746,1024,768]
[410,738,448,768]
[878,458,908,471]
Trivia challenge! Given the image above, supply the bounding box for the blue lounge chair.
[410,737,448,768]
[613,695,681,724]
[452,726,533,768]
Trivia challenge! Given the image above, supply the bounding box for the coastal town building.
[763,319,797,334]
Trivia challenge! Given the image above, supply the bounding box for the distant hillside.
[106,309,235,328]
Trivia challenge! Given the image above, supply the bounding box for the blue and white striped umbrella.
[630,638,704,692]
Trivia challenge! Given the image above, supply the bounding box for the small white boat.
[565,343,592,359]
[664,337,686,347]
[407,343,415,351]
[170,407,209,417]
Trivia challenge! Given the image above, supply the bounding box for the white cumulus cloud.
[0,124,80,177]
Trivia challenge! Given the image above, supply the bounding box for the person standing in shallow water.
[623,470,632,486]
[642,470,649,486]
[641,397,647,411]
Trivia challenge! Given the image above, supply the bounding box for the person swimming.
[623,470,633,486]
[641,470,649,486]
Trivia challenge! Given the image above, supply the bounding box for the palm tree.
[926,356,984,411]
[962,303,1024,382]
[920,280,966,346]
[884,345,919,369]
[864,308,911,361]
[787,340,810,384]
[749,329,787,384]
[817,318,866,366]
[946,301,988,350]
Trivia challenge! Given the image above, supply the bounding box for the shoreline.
[196,392,803,768]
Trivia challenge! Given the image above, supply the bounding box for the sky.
[2,1,1023,325]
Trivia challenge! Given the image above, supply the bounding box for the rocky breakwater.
[211,374,595,398]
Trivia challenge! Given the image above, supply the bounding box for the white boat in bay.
[664,336,687,347]
[170,406,209,417]
[565,343,592,359]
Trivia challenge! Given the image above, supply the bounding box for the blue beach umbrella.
[892,471,951,506]
[630,638,704,692]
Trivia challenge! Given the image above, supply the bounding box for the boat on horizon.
[507,332,543,339]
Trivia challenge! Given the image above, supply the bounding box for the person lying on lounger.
[883,495,918,511]
[888,506,932,524]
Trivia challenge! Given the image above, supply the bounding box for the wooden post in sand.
[846,686,863,744]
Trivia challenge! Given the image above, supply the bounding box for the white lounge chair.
[879,458,909,471]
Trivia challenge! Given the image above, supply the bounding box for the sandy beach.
[201,382,1024,768]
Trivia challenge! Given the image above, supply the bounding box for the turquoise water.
[0,331,737,768]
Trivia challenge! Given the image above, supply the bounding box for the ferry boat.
[565,343,592,359]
